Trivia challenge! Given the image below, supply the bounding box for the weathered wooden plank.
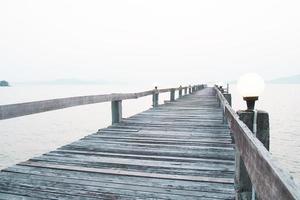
[70,139,234,151]
[100,128,232,136]
[60,144,235,160]
[85,136,233,147]
[18,161,234,184]
[53,149,235,165]
[0,172,233,199]
[43,152,234,170]
[107,124,230,132]
[4,165,234,194]
[0,87,237,199]
[27,155,234,178]
[0,193,43,200]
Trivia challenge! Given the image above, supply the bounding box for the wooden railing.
[215,86,300,200]
[0,84,205,123]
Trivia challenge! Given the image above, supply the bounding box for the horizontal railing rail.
[0,84,204,121]
[215,86,300,200]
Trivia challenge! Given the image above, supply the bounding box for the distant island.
[0,80,9,87]
[269,74,300,84]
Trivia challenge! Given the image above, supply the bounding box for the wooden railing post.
[223,93,232,106]
[170,89,175,101]
[179,86,183,98]
[111,100,122,124]
[152,87,159,107]
[236,110,270,200]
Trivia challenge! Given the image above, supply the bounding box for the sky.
[0,0,299,85]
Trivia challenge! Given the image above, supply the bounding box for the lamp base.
[243,96,258,111]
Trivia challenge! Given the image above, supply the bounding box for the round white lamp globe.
[237,73,265,97]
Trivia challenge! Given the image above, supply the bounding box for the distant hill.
[269,74,300,84]
[0,80,9,87]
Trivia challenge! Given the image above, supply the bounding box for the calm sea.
[0,84,299,182]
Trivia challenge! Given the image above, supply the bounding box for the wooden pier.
[0,85,299,200]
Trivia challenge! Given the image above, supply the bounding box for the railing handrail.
[214,86,300,200]
[0,85,198,120]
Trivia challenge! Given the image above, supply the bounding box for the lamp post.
[235,73,269,200]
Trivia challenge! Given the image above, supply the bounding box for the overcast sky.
[0,0,299,85]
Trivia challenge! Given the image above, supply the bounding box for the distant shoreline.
[0,80,10,87]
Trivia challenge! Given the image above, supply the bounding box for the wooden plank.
[52,149,235,165]
[0,87,237,199]
[43,152,234,170]
[19,161,234,184]
[27,155,234,179]
[4,165,234,194]
[0,193,42,200]
[60,144,235,161]
[0,172,233,199]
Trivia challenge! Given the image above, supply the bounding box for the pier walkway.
[0,88,236,199]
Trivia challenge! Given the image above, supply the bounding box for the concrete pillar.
[184,88,187,95]
[235,110,270,200]
[111,100,122,124]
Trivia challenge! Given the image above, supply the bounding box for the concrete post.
[235,110,270,200]
[111,100,122,124]
[184,88,187,95]
[170,89,175,101]
[152,87,159,107]
[189,86,192,94]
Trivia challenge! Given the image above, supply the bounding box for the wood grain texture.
[0,85,199,120]
[215,87,300,200]
[0,87,235,199]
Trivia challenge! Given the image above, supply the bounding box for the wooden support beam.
[235,110,270,199]
[179,86,183,98]
[152,87,159,107]
[170,89,175,101]
[111,100,122,124]
[223,93,232,107]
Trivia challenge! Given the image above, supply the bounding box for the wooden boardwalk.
[0,88,235,200]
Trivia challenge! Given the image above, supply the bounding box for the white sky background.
[0,0,299,85]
